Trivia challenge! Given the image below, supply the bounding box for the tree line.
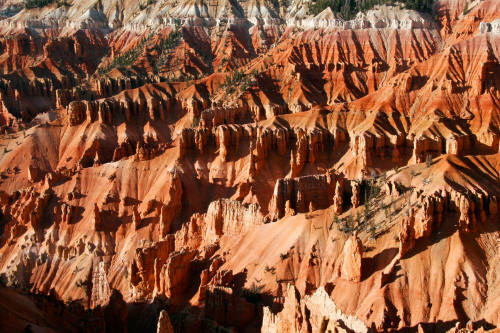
[309,0,434,18]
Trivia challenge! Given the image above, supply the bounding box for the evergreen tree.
[309,0,434,18]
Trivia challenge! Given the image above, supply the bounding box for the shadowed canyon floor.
[0,0,500,332]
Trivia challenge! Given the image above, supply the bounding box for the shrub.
[220,70,255,95]
[329,214,340,230]
[75,279,89,296]
[368,223,377,239]
[192,116,200,128]
[462,2,470,15]
[338,213,354,234]
[309,0,434,18]
[280,252,289,261]
[264,265,276,274]
[25,0,54,9]
[155,30,183,71]
[99,33,153,74]
[241,282,263,304]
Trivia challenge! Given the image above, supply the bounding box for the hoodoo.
[0,0,500,332]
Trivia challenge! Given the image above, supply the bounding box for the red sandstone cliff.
[0,0,500,332]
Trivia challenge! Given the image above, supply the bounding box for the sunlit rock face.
[1,0,500,332]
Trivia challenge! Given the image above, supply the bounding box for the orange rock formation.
[0,0,500,332]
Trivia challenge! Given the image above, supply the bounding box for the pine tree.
[309,0,433,18]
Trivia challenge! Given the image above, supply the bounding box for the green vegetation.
[364,173,383,238]
[265,265,276,274]
[159,30,183,51]
[462,2,470,16]
[25,0,55,9]
[192,116,200,128]
[98,34,153,75]
[309,0,434,18]
[155,30,183,71]
[329,213,340,230]
[241,282,263,304]
[221,70,245,94]
[221,69,256,95]
[139,0,156,9]
[332,172,390,238]
[75,279,89,296]
[339,212,355,234]
[279,252,290,261]
[394,181,411,194]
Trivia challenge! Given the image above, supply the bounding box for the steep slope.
[0,0,499,332]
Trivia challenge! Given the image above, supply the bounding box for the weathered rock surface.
[269,172,341,220]
[156,310,174,333]
[0,0,499,332]
[341,232,363,283]
[262,285,368,333]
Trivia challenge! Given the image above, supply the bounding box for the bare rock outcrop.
[90,260,111,308]
[333,178,344,214]
[69,84,174,127]
[216,125,245,162]
[262,285,368,333]
[157,249,196,300]
[67,101,86,125]
[158,171,183,238]
[103,289,128,333]
[204,284,257,329]
[204,199,267,243]
[269,172,339,220]
[351,180,361,208]
[341,232,363,282]
[157,310,174,333]
[129,237,175,299]
[414,192,446,238]
[2,188,51,232]
[1,5,500,332]
[92,203,103,231]
[178,127,213,157]
[399,215,416,257]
